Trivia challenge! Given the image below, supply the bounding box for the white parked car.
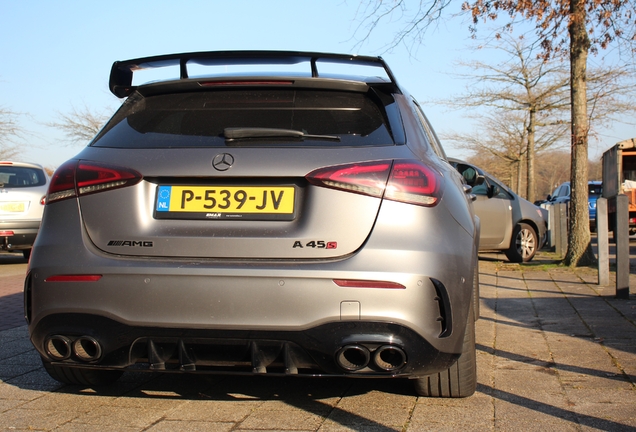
[0,161,49,259]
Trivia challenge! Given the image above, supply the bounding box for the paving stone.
[0,255,634,430]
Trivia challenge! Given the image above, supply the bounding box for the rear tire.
[42,359,123,386]
[414,306,476,397]
[22,249,31,260]
[505,223,537,263]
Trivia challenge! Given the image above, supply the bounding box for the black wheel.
[504,223,537,263]
[472,262,480,321]
[42,359,123,386]
[414,306,476,398]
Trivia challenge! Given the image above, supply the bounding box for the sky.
[1,0,634,170]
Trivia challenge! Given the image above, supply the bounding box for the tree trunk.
[526,109,536,203]
[564,0,596,266]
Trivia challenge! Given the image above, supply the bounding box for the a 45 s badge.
[293,240,337,249]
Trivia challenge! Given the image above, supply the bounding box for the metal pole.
[596,198,609,285]
[548,205,556,248]
[553,204,561,255]
[615,195,630,299]
[557,203,568,257]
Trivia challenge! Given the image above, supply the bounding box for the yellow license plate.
[0,202,25,213]
[155,185,295,220]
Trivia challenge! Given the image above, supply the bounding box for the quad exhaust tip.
[73,336,102,361]
[45,335,102,362]
[336,344,407,372]
[45,335,72,360]
[336,344,370,371]
[373,345,406,371]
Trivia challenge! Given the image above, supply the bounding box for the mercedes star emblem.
[212,153,234,171]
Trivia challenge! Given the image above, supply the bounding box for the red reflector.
[0,231,14,236]
[0,161,14,165]
[199,80,294,86]
[45,275,102,282]
[333,279,405,289]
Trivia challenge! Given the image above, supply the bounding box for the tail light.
[46,160,142,204]
[306,160,442,207]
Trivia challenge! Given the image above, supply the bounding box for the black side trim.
[431,278,453,338]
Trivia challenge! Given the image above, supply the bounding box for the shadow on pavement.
[476,342,635,384]
[477,383,632,431]
[0,253,28,265]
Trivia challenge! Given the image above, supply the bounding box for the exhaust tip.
[45,335,72,360]
[73,336,102,362]
[336,345,370,371]
[373,345,406,371]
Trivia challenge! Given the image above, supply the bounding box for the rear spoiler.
[109,50,399,98]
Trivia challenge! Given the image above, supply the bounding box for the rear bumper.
[28,313,458,377]
[26,261,467,377]
[0,220,39,249]
[26,197,477,379]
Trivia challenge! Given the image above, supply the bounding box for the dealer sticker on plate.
[154,185,296,220]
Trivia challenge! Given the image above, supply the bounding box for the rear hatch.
[49,85,436,260]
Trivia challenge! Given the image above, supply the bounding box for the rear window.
[0,167,46,188]
[92,89,396,148]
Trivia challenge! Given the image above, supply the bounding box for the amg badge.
[107,240,154,247]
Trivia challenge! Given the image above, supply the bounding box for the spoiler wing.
[109,50,399,98]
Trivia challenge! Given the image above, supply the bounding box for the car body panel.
[472,194,511,248]
[26,51,478,384]
[450,158,547,258]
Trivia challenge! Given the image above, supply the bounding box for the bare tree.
[445,111,527,192]
[464,0,636,266]
[0,107,22,160]
[535,150,571,199]
[445,36,572,202]
[354,0,636,266]
[470,149,598,203]
[446,36,634,202]
[586,66,636,134]
[445,108,567,197]
[47,105,110,145]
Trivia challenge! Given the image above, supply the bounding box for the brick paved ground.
[0,254,27,331]
[0,253,634,430]
[0,274,26,331]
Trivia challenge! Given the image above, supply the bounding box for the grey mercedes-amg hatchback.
[25,51,480,397]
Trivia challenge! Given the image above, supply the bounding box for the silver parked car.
[26,51,480,397]
[0,161,48,259]
[451,159,547,262]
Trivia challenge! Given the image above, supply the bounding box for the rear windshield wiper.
[224,127,340,142]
